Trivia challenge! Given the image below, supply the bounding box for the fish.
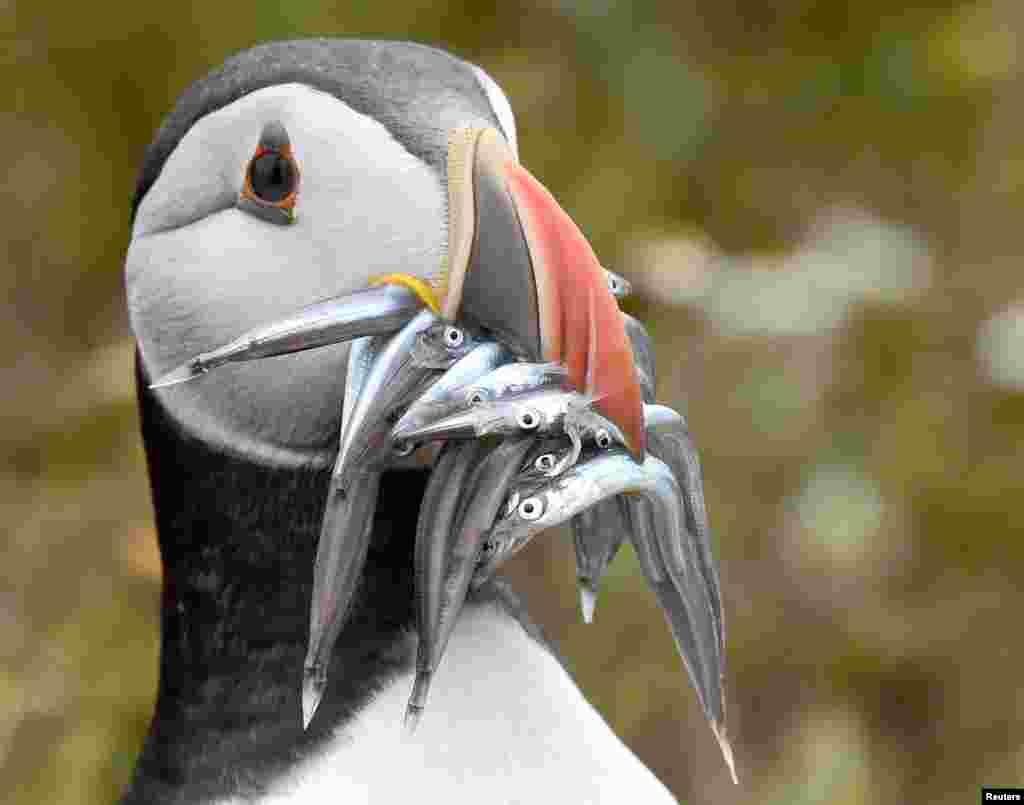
[604,268,632,299]
[406,440,485,732]
[622,313,656,404]
[472,451,688,587]
[562,313,655,621]
[643,403,724,656]
[621,494,736,784]
[389,341,513,445]
[394,387,626,452]
[302,471,380,729]
[406,438,534,729]
[571,497,630,624]
[333,312,481,488]
[390,360,568,443]
[303,335,387,729]
[472,447,734,782]
[150,283,423,388]
[304,318,483,728]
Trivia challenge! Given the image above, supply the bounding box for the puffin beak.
[440,128,646,459]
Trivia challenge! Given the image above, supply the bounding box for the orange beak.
[440,128,645,459]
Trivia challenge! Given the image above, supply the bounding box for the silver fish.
[643,404,724,656]
[302,335,388,728]
[302,471,380,728]
[474,451,688,585]
[407,438,534,729]
[521,438,628,624]
[342,337,386,432]
[516,436,574,486]
[622,495,736,784]
[304,319,480,728]
[622,313,656,403]
[410,321,486,370]
[604,268,632,299]
[644,402,686,431]
[474,449,733,781]
[333,312,481,488]
[150,283,423,388]
[390,342,514,444]
[395,387,625,449]
[406,440,484,732]
[571,497,630,624]
[391,361,568,443]
[565,310,654,617]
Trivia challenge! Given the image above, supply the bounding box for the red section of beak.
[505,164,646,459]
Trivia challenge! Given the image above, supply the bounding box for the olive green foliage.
[2,1,1022,803]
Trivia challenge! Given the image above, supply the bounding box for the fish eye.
[534,453,556,472]
[467,388,487,405]
[595,428,613,449]
[518,496,544,521]
[516,409,540,430]
[392,440,415,457]
[443,326,465,348]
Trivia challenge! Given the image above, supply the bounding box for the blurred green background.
[3,1,1023,802]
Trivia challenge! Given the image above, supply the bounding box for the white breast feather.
[231,601,677,804]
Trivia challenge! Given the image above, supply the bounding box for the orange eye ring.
[241,143,300,214]
[238,121,301,226]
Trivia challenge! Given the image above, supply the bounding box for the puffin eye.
[595,428,613,449]
[248,151,297,203]
[518,496,544,521]
[516,409,540,430]
[238,121,300,225]
[443,326,465,349]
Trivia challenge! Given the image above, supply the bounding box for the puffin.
[122,39,680,804]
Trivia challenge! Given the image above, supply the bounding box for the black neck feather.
[122,359,426,804]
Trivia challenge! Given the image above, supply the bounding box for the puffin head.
[127,38,643,470]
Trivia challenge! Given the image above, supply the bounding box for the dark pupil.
[250,152,294,203]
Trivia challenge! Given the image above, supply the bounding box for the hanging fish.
[406,440,485,731]
[406,438,534,730]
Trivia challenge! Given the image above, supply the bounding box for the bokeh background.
[3,1,1023,802]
